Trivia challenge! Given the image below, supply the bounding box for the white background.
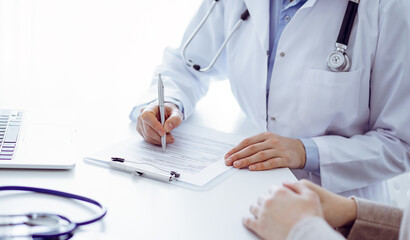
[0,0,201,112]
[0,0,245,128]
[0,0,251,152]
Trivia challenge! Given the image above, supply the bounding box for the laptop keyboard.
[0,110,24,161]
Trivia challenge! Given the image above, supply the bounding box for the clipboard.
[84,124,244,190]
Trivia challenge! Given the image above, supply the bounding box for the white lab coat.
[137,0,410,202]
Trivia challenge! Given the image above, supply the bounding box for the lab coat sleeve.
[312,0,410,194]
[133,0,228,120]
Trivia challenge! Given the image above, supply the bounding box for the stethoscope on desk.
[0,186,107,240]
[182,0,359,73]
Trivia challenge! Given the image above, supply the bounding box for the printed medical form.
[131,131,232,174]
[85,125,244,188]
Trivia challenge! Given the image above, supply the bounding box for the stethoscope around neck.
[181,0,360,73]
[181,0,250,72]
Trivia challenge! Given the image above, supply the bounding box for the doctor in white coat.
[131,0,410,202]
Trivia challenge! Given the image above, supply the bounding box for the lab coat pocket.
[297,68,362,135]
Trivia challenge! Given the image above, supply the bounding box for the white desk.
[0,83,297,240]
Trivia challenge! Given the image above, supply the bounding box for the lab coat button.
[279,52,285,57]
[284,15,291,22]
[270,117,276,121]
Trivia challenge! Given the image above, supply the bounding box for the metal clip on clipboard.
[110,157,180,183]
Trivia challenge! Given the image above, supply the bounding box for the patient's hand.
[243,181,323,240]
[296,180,357,228]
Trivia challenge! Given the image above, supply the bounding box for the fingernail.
[158,130,165,136]
[249,165,255,171]
[234,161,241,168]
[226,157,231,162]
[166,123,173,132]
[225,159,231,166]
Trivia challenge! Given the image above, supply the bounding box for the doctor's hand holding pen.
[137,102,183,146]
[225,132,307,171]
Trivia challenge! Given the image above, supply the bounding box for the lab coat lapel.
[300,0,318,10]
[243,0,270,53]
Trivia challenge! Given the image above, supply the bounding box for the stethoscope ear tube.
[181,0,250,72]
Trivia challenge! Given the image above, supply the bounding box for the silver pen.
[158,73,166,151]
[109,159,178,182]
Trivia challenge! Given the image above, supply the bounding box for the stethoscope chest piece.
[327,44,351,72]
[0,186,107,240]
[0,213,76,239]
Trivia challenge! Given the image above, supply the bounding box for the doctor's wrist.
[295,139,306,169]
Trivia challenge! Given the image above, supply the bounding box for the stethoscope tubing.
[182,0,359,73]
[337,0,359,46]
[198,14,246,72]
[181,0,218,69]
[181,0,249,72]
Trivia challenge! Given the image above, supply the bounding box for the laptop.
[0,109,76,169]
